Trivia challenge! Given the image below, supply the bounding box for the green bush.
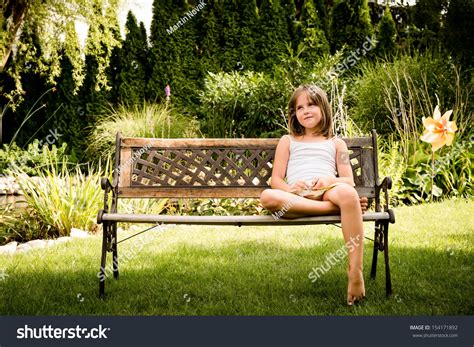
[0,141,69,177]
[199,52,342,138]
[398,140,473,204]
[199,71,288,138]
[87,102,201,161]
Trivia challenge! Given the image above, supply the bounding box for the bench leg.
[99,222,109,298]
[112,222,119,279]
[370,221,382,280]
[383,221,393,297]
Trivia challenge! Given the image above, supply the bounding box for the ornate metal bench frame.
[97,130,395,298]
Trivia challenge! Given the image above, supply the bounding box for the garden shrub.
[199,52,342,138]
[0,141,69,177]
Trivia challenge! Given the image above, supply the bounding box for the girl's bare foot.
[347,268,366,306]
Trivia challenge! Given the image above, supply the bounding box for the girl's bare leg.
[322,184,365,305]
[260,189,339,218]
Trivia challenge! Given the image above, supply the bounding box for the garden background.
[0,0,472,315]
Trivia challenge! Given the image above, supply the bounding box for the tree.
[300,0,330,64]
[375,6,396,58]
[148,0,174,101]
[257,0,290,71]
[412,0,448,50]
[443,0,473,68]
[220,0,241,71]
[78,7,113,129]
[117,11,147,106]
[237,0,259,72]
[3,21,51,145]
[198,0,223,75]
[1,0,120,101]
[329,0,373,53]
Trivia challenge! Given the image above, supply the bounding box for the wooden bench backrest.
[114,133,379,199]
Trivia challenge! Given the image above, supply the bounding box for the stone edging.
[0,228,90,255]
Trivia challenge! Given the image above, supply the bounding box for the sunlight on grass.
[0,198,472,316]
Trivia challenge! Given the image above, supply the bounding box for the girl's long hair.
[287,85,334,138]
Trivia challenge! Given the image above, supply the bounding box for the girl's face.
[295,92,322,134]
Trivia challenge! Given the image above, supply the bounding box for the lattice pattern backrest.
[116,137,376,198]
[133,147,274,187]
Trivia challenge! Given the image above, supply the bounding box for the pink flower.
[165,85,171,99]
[420,105,457,152]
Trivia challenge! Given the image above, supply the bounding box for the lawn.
[0,198,472,315]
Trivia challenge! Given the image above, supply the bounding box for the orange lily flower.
[420,105,457,151]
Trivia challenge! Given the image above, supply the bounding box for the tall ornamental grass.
[349,52,472,157]
[87,102,200,160]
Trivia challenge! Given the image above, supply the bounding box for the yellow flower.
[420,105,457,151]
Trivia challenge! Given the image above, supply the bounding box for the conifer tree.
[329,0,373,53]
[237,0,259,71]
[117,11,147,106]
[148,0,175,101]
[282,0,298,50]
[106,13,123,105]
[375,6,396,58]
[300,0,330,63]
[50,51,83,159]
[79,3,119,130]
[48,22,85,159]
[11,23,50,146]
[138,22,151,90]
[443,0,473,67]
[171,0,201,106]
[313,0,329,36]
[257,0,290,71]
[220,0,241,71]
[198,0,223,75]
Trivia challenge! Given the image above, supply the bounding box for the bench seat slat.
[102,212,390,225]
[118,186,376,198]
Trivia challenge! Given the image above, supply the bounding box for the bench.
[97,130,395,298]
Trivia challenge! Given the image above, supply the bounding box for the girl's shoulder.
[332,137,349,150]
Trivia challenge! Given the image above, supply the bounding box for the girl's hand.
[312,176,335,190]
[288,180,310,193]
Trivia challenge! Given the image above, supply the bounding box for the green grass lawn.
[0,198,472,315]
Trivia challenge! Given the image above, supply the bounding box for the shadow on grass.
[0,239,473,316]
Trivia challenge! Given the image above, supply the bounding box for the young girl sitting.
[260,85,368,306]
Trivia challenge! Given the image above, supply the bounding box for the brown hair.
[287,85,334,138]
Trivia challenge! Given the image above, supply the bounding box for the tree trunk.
[1,0,28,71]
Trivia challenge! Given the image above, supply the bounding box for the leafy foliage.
[1,147,105,242]
[375,6,396,58]
[329,0,373,53]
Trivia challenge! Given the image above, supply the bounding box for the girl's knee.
[334,184,359,207]
[260,189,283,211]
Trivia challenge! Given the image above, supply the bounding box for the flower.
[165,84,171,100]
[420,105,457,151]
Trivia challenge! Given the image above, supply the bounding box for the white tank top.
[285,135,337,186]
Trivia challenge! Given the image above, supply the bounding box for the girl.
[260,85,368,306]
